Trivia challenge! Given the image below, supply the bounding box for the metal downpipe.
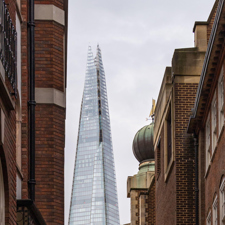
[28,0,36,202]
[194,133,199,225]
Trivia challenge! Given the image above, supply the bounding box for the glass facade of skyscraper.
[68,46,120,225]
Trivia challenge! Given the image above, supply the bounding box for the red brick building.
[152,2,220,224]
[0,0,67,224]
[188,0,225,224]
[154,1,219,224]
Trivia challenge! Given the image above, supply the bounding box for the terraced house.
[0,0,68,224]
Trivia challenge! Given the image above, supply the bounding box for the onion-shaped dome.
[132,122,154,163]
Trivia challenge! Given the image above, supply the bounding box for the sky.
[65,0,215,224]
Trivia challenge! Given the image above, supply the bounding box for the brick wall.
[197,130,206,225]
[19,0,66,224]
[35,21,65,92]
[0,1,18,224]
[0,102,16,225]
[35,104,65,224]
[203,64,225,223]
[175,83,198,224]
[155,83,198,225]
[155,124,176,225]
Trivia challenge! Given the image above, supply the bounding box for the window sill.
[164,159,174,183]
[205,164,211,179]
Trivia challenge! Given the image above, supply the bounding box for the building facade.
[126,1,225,224]
[127,122,155,225]
[69,46,120,225]
[188,0,225,224]
[0,0,68,224]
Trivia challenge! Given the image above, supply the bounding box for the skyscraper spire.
[69,45,120,225]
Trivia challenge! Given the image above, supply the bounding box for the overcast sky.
[65,0,215,224]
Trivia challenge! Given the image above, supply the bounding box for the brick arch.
[0,146,9,225]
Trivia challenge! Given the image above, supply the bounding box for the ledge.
[193,21,208,32]
[35,88,66,108]
[35,4,65,26]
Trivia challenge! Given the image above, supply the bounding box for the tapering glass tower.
[69,45,120,225]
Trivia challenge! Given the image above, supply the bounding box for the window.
[166,106,172,166]
[206,113,211,171]
[0,158,5,225]
[164,102,173,180]
[207,211,212,225]
[211,92,217,153]
[213,196,218,225]
[220,178,225,223]
[156,137,161,178]
[16,100,22,199]
[218,67,224,136]
[16,0,21,11]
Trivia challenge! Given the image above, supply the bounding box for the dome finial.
[132,122,154,163]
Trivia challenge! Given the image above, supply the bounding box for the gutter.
[28,0,36,201]
[191,0,224,120]
[64,0,68,88]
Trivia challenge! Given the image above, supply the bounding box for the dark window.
[166,107,172,166]
[157,137,161,178]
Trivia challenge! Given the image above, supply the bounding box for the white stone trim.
[35,88,66,108]
[34,4,65,26]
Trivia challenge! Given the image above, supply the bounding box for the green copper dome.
[132,122,154,163]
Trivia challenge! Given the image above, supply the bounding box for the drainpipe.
[194,133,199,225]
[28,0,36,202]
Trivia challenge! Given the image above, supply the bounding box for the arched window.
[0,157,5,225]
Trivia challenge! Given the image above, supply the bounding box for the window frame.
[220,178,225,224]
[213,196,218,225]
[164,101,174,182]
[211,91,217,155]
[156,137,161,179]
[218,67,224,137]
[207,210,212,225]
[205,113,211,172]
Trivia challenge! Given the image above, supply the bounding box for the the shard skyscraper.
[69,46,120,225]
